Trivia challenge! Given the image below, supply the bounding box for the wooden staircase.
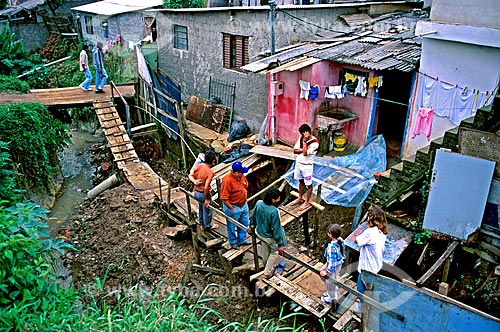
[366,95,500,209]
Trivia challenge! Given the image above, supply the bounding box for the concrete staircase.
[366,95,500,209]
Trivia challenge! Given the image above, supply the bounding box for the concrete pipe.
[87,173,121,199]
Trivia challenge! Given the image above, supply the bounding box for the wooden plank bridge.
[0,84,135,107]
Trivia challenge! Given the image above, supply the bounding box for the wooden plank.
[290,191,325,211]
[263,273,332,318]
[250,144,296,160]
[417,241,460,286]
[192,264,225,275]
[333,301,360,331]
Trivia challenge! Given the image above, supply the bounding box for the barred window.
[174,25,188,51]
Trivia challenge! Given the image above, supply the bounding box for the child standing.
[354,206,387,312]
[320,224,344,304]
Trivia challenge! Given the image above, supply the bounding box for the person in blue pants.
[92,42,108,93]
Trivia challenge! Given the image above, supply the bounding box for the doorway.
[374,71,413,158]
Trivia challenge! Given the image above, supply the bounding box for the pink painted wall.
[268,61,375,147]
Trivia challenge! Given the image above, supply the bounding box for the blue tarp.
[284,135,387,207]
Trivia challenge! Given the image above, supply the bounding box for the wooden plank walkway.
[93,100,168,202]
[0,84,135,107]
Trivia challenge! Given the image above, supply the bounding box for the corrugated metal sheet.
[0,0,44,16]
[244,10,426,74]
[241,43,320,73]
[71,0,163,16]
[264,57,322,74]
[339,13,374,27]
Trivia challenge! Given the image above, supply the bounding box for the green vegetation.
[0,102,70,190]
[0,25,35,76]
[163,0,206,9]
[0,75,30,93]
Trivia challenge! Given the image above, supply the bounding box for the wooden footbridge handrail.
[282,251,405,322]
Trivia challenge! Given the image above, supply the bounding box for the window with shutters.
[174,25,188,51]
[222,33,249,71]
[84,16,94,35]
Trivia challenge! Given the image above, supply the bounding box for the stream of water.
[47,128,102,236]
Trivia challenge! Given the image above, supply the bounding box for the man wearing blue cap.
[220,161,250,249]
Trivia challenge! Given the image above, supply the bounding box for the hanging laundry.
[299,80,310,100]
[354,76,367,97]
[367,77,379,88]
[412,107,434,141]
[344,72,357,83]
[309,85,320,100]
[324,86,343,99]
[342,85,349,100]
[377,76,383,87]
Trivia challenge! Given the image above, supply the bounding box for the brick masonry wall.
[155,7,360,132]
[0,22,49,52]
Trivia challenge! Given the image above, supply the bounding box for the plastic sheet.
[284,135,387,207]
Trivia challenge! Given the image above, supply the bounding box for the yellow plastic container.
[333,132,347,152]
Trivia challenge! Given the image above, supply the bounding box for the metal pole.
[269,1,277,144]
[269,1,276,56]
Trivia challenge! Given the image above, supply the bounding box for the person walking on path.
[354,206,387,314]
[291,123,319,210]
[79,45,92,92]
[92,42,108,93]
[320,224,345,304]
[249,188,286,279]
[221,161,250,250]
[188,150,218,231]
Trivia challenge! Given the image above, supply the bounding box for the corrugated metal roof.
[263,57,322,75]
[71,0,163,16]
[244,10,426,73]
[339,13,374,27]
[241,43,320,73]
[0,0,44,16]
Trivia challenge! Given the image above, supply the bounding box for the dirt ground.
[62,138,498,328]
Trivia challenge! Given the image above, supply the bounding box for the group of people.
[79,43,108,93]
[188,123,387,314]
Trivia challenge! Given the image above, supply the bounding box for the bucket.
[333,132,347,152]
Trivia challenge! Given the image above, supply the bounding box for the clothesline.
[417,70,492,96]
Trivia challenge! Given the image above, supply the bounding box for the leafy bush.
[0,74,30,93]
[163,0,206,9]
[38,34,75,62]
[0,202,76,326]
[0,142,23,205]
[0,103,70,190]
[0,25,34,76]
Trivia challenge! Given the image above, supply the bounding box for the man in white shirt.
[292,124,319,210]
[79,45,91,91]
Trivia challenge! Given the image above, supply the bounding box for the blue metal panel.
[423,150,495,240]
[149,69,180,140]
[363,272,500,332]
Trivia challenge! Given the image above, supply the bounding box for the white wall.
[403,37,500,158]
[430,0,500,28]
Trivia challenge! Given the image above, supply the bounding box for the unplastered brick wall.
[155,6,362,132]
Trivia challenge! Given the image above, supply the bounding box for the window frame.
[339,68,369,97]
[173,24,188,51]
[222,33,249,71]
[84,15,94,35]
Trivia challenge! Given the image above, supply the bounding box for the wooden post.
[302,211,311,247]
[442,252,453,283]
[175,101,188,169]
[184,192,200,264]
[216,178,223,208]
[158,178,163,202]
[313,184,322,248]
[166,182,171,214]
[250,224,259,271]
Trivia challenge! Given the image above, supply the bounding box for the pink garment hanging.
[412,107,434,141]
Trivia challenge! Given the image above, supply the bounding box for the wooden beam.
[290,191,325,211]
[192,263,225,275]
[416,240,460,286]
[130,123,157,132]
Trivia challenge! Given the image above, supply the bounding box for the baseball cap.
[231,161,249,173]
